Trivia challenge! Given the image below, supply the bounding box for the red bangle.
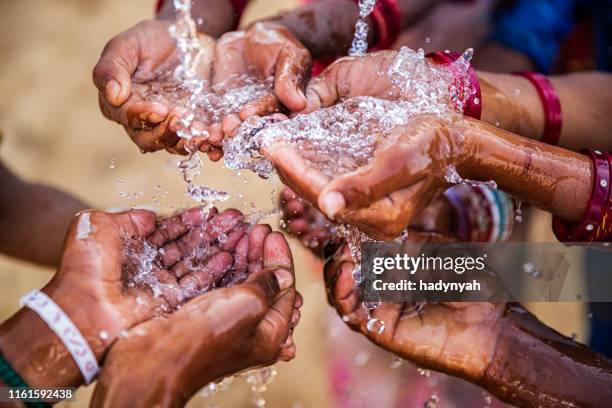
[427,50,482,120]
[155,0,164,14]
[369,0,402,51]
[552,150,612,242]
[513,72,562,146]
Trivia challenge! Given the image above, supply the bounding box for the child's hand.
[90,230,300,408]
[324,235,506,382]
[266,112,471,240]
[93,20,215,155]
[301,51,401,114]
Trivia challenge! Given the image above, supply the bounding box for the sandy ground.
[0,1,588,407]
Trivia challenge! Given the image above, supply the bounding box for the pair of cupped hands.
[30,206,299,406]
[94,19,482,242]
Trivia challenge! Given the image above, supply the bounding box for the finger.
[286,218,310,235]
[147,207,211,247]
[263,144,328,204]
[301,229,331,251]
[111,209,157,238]
[239,93,281,120]
[207,123,224,147]
[221,114,243,137]
[262,232,294,291]
[126,101,170,128]
[207,148,224,162]
[278,334,296,361]
[280,187,298,202]
[220,222,249,252]
[338,181,432,240]
[230,235,250,284]
[294,292,303,309]
[291,308,301,327]
[178,251,234,291]
[317,143,423,218]
[303,68,341,114]
[247,224,273,274]
[273,45,310,112]
[171,244,220,279]
[283,199,306,218]
[160,225,208,268]
[204,208,244,241]
[150,268,183,309]
[333,262,368,325]
[93,37,138,106]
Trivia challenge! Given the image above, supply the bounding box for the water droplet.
[366,318,385,334]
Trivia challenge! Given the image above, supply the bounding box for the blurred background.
[0,0,589,407]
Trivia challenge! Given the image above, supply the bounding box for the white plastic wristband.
[20,290,99,384]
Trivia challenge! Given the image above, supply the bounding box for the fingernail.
[319,191,345,218]
[106,80,121,104]
[274,268,293,290]
[147,112,164,123]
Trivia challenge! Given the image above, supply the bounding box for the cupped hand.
[324,232,507,382]
[267,112,472,240]
[216,22,311,135]
[44,206,251,361]
[93,19,216,155]
[90,231,300,408]
[301,51,401,113]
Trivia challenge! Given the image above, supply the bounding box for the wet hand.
[91,230,300,408]
[301,51,401,113]
[93,20,215,155]
[215,23,311,142]
[324,233,506,381]
[267,113,472,240]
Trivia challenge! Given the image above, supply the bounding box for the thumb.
[109,208,157,239]
[93,37,137,106]
[274,45,310,112]
[303,71,341,114]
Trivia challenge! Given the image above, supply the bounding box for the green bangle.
[0,353,51,408]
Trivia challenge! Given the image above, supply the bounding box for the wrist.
[458,118,592,222]
[0,307,82,387]
[479,72,544,139]
[480,304,612,407]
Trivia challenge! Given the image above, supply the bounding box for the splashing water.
[224,49,477,326]
[241,367,278,407]
[349,0,377,56]
[166,0,230,210]
[224,48,473,180]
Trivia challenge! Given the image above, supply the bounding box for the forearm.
[479,71,612,151]
[0,164,87,267]
[157,0,235,37]
[266,0,373,59]
[91,372,184,408]
[268,0,439,59]
[459,118,592,223]
[480,304,612,408]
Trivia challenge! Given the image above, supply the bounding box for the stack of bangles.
[444,184,515,243]
[553,149,612,243]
